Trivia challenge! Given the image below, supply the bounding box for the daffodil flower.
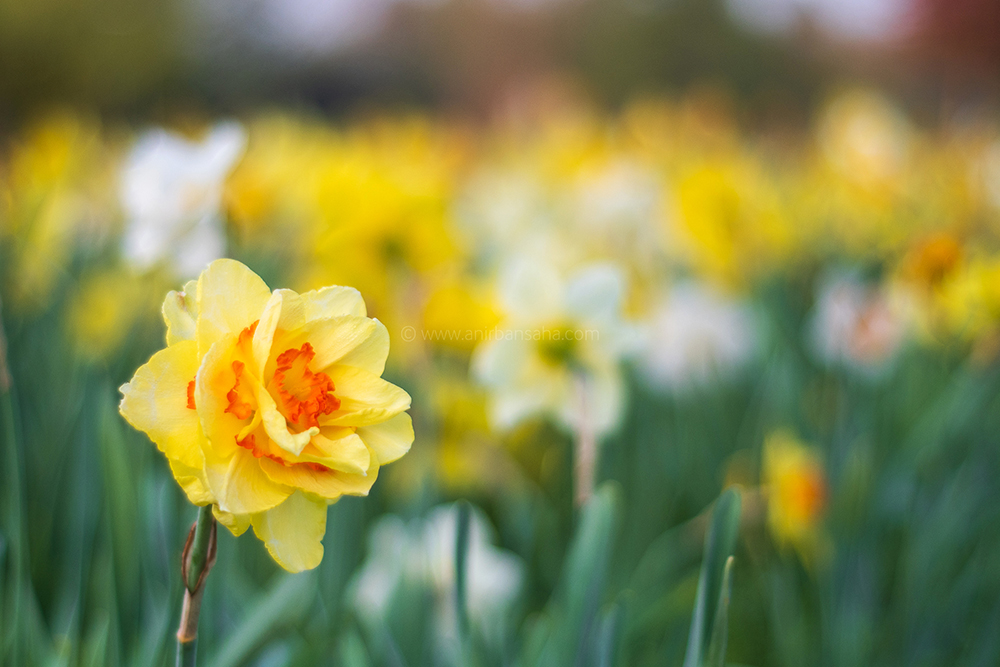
[763,430,830,567]
[472,257,635,504]
[638,282,758,391]
[809,272,911,375]
[120,122,246,277]
[352,504,523,649]
[120,259,413,572]
[472,257,634,439]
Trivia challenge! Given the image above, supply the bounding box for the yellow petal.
[322,366,410,427]
[195,335,252,458]
[196,259,273,354]
[250,490,328,573]
[162,280,198,345]
[273,288,306,330]
[277,316,389,375]
[268,286,366,333]
[257,385,319,456]
[213,506,251,537]
[204,448,292,515]
[252,291,282,375]
[258,453,378,500]
[357,412,413,466]
[119,340,203,470]
[301,285,366,319]
[308,432,371,475]
[168,458,214,506]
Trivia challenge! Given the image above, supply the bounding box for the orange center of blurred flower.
[782,469,827,523]
[273,342,340,431]
[906,233,962,289]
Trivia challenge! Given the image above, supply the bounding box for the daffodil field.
[3,89,1000,667]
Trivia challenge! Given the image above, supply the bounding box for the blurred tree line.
[2,0,997,126]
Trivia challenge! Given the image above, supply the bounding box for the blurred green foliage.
[3,254,1000,665]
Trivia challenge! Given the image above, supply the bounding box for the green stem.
[186,505,215,593]
[176,504,217,667]
[177,634,198,667]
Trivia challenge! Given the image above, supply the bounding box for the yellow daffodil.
[763,430,830,567]
[65,268,149,361]
[673,157,793,287]
[0,112,115,311]
[421,279,500,353]
[120,259,413,572]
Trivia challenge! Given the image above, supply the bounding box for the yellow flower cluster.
[3,89,999,572]
[0,112,119,310]
[3,92,997,355]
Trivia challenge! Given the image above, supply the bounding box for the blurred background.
[2,0,1000,665]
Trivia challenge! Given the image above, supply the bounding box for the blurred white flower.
[421,505,524,633]
[120,122,246,277]
[456,168,570,268]
[351,504,523,646]
[571,159,667,270]
[457,159,667,274]
[818,90,912,188]
[472,257,636,438]
[639,283,757,391]
[810,273,910,374]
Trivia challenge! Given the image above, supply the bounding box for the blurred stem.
[574,374,596,508]
[454,501,472,659]
[176,504,217,667]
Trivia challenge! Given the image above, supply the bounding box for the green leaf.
[683,487,741,667]
[209,571,317,667]
[704,556,734,667]
[454,500,472,642]
[338,627,373,667]
[526,482,622,667]
[597,598,626,667]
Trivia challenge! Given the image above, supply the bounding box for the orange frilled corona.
[120,259,413,572]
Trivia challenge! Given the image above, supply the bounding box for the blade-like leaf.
[527,482,622,667]
[210,571,317,667]
[454,500,472,642]
[704,556,734,667]
[683,487,741,667]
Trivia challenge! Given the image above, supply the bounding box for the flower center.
[273,342,340,431]
[537,327,580,367]
[781,469,826,524]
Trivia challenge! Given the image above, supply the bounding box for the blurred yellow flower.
[422,280,500,353]
[0,112,114,310]
[295,117,466,326]
[763,430,829,566]
[120,259,413,572]
[65,269,147,361]
[674,158,792,286]
[934,255,1000,347]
